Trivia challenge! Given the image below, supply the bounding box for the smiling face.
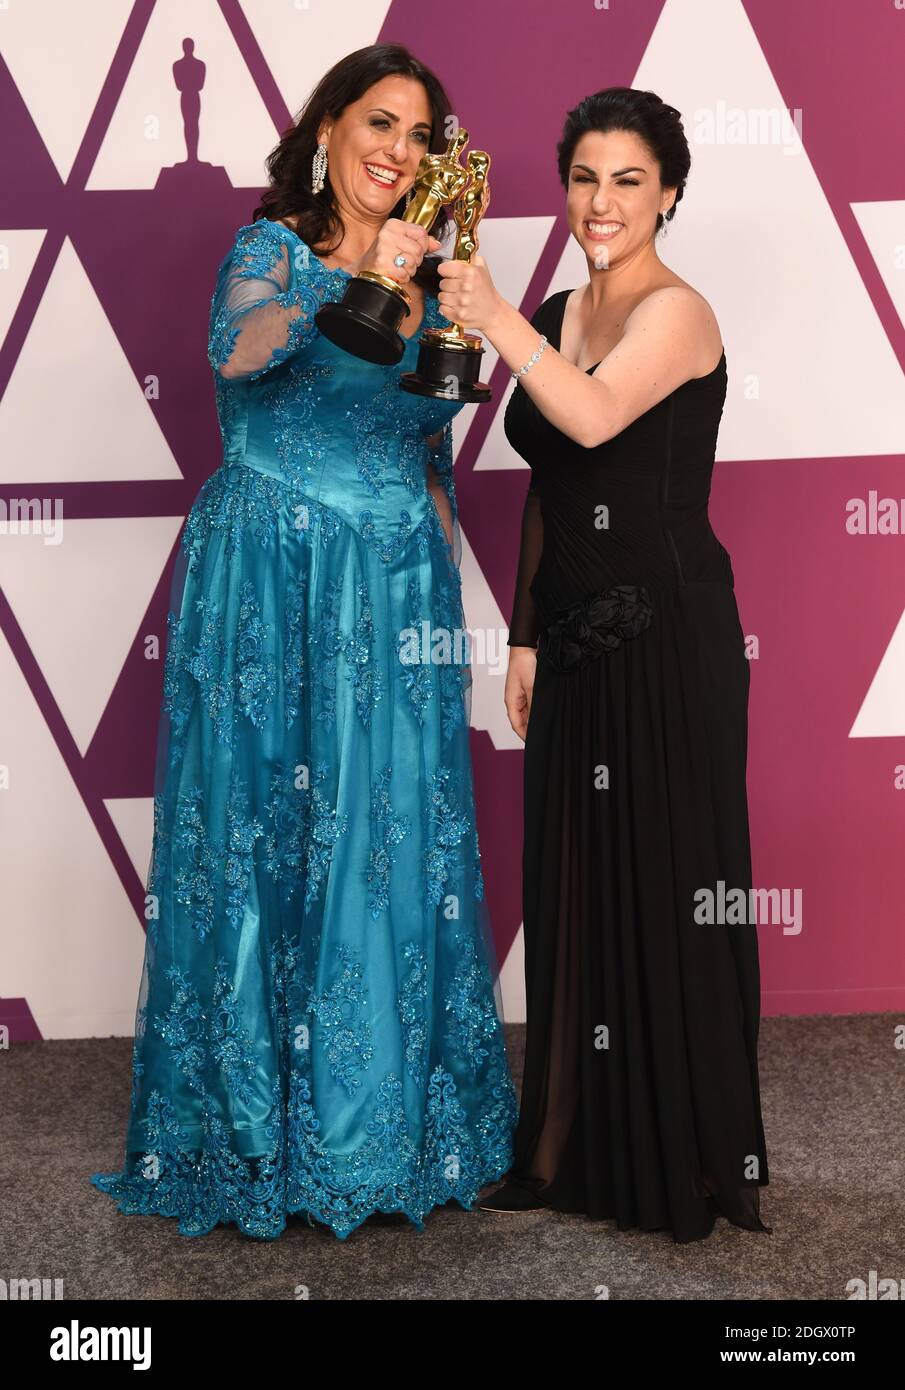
[566,128,676,265]
[318,74,434,219]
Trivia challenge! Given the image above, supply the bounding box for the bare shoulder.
[626,283,723,376]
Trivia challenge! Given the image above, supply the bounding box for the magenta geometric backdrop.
[2,0,904,1041]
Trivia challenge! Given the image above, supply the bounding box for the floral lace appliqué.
[366,766,411,918]
[444,933,502,1077]
[154,960,260,1104]
[207,220,321,382]
[172,784,264,939]
[399,571,435,725]
[162,580,276,757]
[92,1054,515,1241]
[306,945,374,1096]
[343,580,383,729]
[424,766,472,909]
[397,943,429,1084]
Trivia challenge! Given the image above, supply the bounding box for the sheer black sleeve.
[507,477,543,648]
[506,297,551,649]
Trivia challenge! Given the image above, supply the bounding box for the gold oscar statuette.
[314,129,472,366]
[399,143,493,402]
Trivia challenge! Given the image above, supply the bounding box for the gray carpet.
[4,1014,904,1300]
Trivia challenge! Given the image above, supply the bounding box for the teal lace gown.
[90,217,518,1240]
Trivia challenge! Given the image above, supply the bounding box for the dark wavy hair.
[556,87,691,235]
[253,43,455,294]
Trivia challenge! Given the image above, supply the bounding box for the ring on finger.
[394,253,407,268]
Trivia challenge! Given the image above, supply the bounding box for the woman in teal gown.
[90,49,517,1241]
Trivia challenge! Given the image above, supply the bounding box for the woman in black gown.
[438,88,770,1242]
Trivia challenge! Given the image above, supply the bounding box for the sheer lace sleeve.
[507,477,543,648]
[207,222,319,382]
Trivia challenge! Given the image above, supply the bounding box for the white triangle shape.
[243,0,392,117]
[0,238,182,482]
[0,515,185,755]
[0,231,46,354]
[0,626,145,1038]
[459,523,527,751]
[469,215,557,474]
[0,0,132,183]
[530,0,905,462]
[87,0,280,190]
[849,605,905,738]
[851,200,905,332]
[105,796,155,887]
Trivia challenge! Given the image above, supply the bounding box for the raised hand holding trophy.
[399,145,493,403]
[314,130,472,366]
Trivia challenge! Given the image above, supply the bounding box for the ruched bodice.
[504,289,733,643]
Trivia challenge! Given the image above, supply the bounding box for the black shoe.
[478,1180,544,1212]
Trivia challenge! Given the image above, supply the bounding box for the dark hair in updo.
[556,87,691,235]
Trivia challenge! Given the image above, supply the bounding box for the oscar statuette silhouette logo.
[155,38,231,194]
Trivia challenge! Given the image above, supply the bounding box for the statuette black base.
[398,331,492,402]
[314,274,411,366]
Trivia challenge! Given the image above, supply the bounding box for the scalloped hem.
[90,1065,518,1241]
[89,1162,511,1242]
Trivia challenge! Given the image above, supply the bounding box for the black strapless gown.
[503,289,770,1243]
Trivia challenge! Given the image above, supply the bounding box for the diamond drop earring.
[405,187,414,211]
[311,142,327,194]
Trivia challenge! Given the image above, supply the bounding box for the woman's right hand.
[505,648,537,742]
[354,219,441,284]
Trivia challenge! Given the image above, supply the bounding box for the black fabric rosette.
[539,583,653,673]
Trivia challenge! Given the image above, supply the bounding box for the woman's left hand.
[436,255,504,333]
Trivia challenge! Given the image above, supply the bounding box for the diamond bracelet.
[511,335,548,379]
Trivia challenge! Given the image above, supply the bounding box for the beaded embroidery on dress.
[90,218,517,1240]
